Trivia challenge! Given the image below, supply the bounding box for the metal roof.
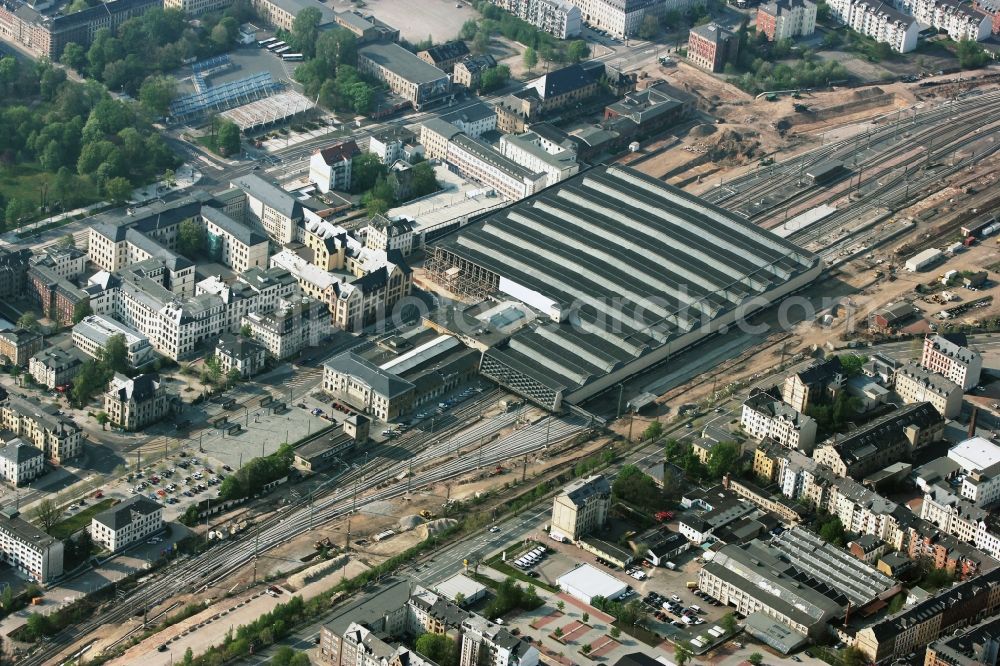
[360,42,450,85]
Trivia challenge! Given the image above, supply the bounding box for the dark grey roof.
[31,347,85,371]
[324,352,415,399]
[828,402,942,463]
[453,54,497,77]
[437,165,818,398]
[422,118,463,141]
[323,579,412,636]
[419,41,469,64]
[690,22,735,45]
[215,334,265,360]
[124,229,193,271]
[360,42,449,85]
[529,62,600,99]
[561,475,610,506]
[0,328,42,346]
[92,495,162,531]
[201,206,267,246]
[231,174,303,220]
[442,99,496,124]
[0,439,42,464]
[759,0,815,16]
[111,373,161,403]
[91,196,205,242]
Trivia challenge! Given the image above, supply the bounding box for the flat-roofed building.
[72,314,155,369]
[334,10,400,43]
[688,23,739,72]
[828,0,919,52]
[358,42,452,111]
[0,438,43,486]
[103,373,171,431]
[442,101,498,138]
[569,0,665,38]
[551,475,610,541]
[201,206,270,273]
[91,495,163,553]
[603,80,696,137]
[0,506,63,582]
[248,0,334,30]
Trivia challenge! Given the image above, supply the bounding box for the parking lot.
[112,452,231,522]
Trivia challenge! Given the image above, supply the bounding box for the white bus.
[257,37,277,47]
[274,46,291,54]
[266,41,287,51]
[281,53,304,61]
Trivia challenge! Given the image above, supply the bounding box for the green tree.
[72,299,93,324]
[99,334,129,374]
[61,42,88,71]
[956,39,989,69]
[411,161,439,197]
[841,647,867,666]
[639,14,659,39]
[887,593,905,614]
[553,626,563,638]
[609,626,621,639]
[459,19,478,40]
[479,64,510,92]
[415,633,458,666]
[162,168,176,187]
[58,233,75,248]
[706,440,741,479]
[33,499,60,532]
[612,464,662,507]
[240,323,252,338]
[176,218,206,257]
[138,75,176,116]
[523,46,538,72]
[216,118,241,157]
[643,420,663,440]
[557,600,565,612]
[721,612,738,634]
[182,647,194,666]
[582,612,589,623]
[16,311,39,331]
[291,7,323,58]
[95,411,109,429]
[105,176,133,204]
[818,515,846,546]
[674,642,692,666]
[26,613,52,639]
[472,30,490,54]
[748,653,764,666]
[567,40,589,62]
[352,153,386,193]
[1,584,12,609]
[6,198,33,228]
[581,644,592,655]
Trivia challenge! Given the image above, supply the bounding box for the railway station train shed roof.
[427,165,821,411]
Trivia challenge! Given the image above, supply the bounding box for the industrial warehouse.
[425,165,823,410]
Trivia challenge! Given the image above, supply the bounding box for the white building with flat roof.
[73,314,155,368]
[556,563,627,604]
[948,437,1000,472]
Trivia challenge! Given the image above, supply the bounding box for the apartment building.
[453,54,499,89]
[30,245,86,281]
[26,262,90,327]
[0,248,29,300]
[103,373,171,432]
[0,328,43,367]
[551,475,611,541]
[363,217,414,257]
[270,242,412,333]
[248,0,334,31]
[358,42,452,111]
[230,174,305,245]
[488,0,582,37]
[687,23,739,72]
[782,356,844,413]
[0,507,63,583]
[974,0,1000,34]
[812,402,943,479]
[28,347,85,389]
[570,0,665,38]
[949,437,1000,507]
[214,334,267,378]
[921,334,982,390]
[0,390,83,463]
[366,127,414,165]
[200,206,269,274]
[522,61,604,114]
[925,616,1000,666]
[498,130,580,187]
[442,102,498,138]
[756,0,817,40]
[309,140,360,193]
[894,362,962,418]
[417,41,470,72]
[334,10,399,43]
[88,198,203,296]
[740,387,818,452]
[896,0,991,39]
[72,314,155,369]
[852,567,1000,663]
[0,0,160,59]
[421,119,547,201]
[241,295,329,360]
[0,439,43,487]
[829,0,919,52]
[90,496,163,553]
[163,0,235,15]
[323,352,415,422]
[603,80,696,137]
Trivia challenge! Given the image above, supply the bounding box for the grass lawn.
[0,164,100,221]
[50,498,116,540]
[485,555,559,593]
[195,135,223,156]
